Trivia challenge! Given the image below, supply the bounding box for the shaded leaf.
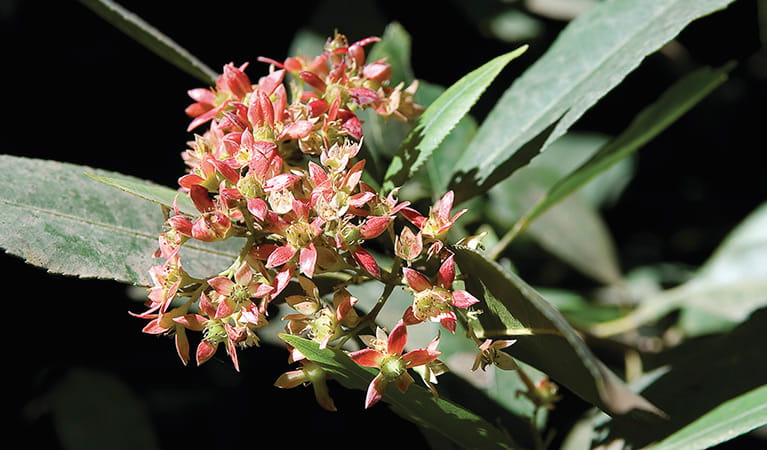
[51,368,160,450]
[452,245,664,418]
[647,385,767,450]
[537,288,624,328]
[452,0,736,202]
[78,0,217,84]
[501,63,733,245]
[516,132,633,209]
[591,202,767,338]
[597,307,767,448]
[383,46,528,192]
[0,155,238,286]
[488,166,623,285]
[279,334,518,450]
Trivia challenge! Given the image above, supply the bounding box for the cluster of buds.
[134,31,521,410]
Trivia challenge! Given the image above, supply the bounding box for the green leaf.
[85,174,197,216]
[0,155,239,286]
[647,385,767,450]
[279,334,518,450]
[452,245,664,418]
[78,0,217,84]
[594,307,767,448]
[497,63,733,247]
[537,288,624,328]
[451,0,736,203]
[398,80,479,201]
[512,132,634,209]
[382,45,528,192]
[50,368,161,450]
[591,202,767,338]
[487,165,623,285]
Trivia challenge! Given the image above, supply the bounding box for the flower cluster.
[135,31,511,410]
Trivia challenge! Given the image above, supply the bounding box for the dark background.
[3,0,765,448]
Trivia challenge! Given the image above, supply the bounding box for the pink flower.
[274,360,337,412]
[207,262,274,319]
[400,190,466,242]
[401,254,479,333]
[348,321,441,408]
[265,199,323,278]
[133,302,206,366]
[471,339,518,372]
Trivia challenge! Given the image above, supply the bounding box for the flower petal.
[349,348,385,368]
[437,190,455,222]
[174,328,191,366]
[402,267,432,292]
[299,243,317,278]
[352,246,380,279]
[196,340,218,366]
[274,369,308,389]
[365,374,387,409]
[387,321,408,356]
[401,305,423,326]
[266,244,297,268]
[451,290,480,308]
[437,254,456,289]
[402,348,442,369]
[438,312,457,334]
[208,276,235,296]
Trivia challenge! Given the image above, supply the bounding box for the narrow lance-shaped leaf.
[491,63,734,253]
[382,46,528,193]
[280,334,518,450]
[487,166,623,285]
[0,155,238,286]
[452,245,665,419]
[647,385,767,450]
[594,308,767,448]
[86,174,197,217]
[78,0,218,84]
[591,201,767,338]
[451,0,736,203]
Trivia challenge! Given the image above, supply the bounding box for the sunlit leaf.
[0,155,238,286]
[383,45,528,192]
[500,63,733,246]
[451,0,736,203]
[86,174,196,216]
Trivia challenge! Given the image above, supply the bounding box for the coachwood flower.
[274,360,337,412]
[471,339,518,371]
[401,254,479,333]
[400,191,467,255]
[349,321,441,408]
